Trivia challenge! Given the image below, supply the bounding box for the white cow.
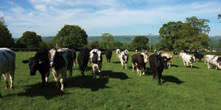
[181,53,195,68]
[116,49,129,70]
[90,49,103,78]
[204,55,221,70]
[0,48,16,97]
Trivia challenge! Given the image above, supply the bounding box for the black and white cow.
[149,54,170,85]
[116,49,129,70]
[0,48,16,97]
[49,49,67,91]
[77,49,90,76]
[132,52,148,76]
[23,48,50,87]
[57,48,75,77]
[205,55,221,70]
[105,50,112,63]
[90,49,103,78]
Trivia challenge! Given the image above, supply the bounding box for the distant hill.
[13,35,221,46]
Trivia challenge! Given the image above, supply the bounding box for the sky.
[0,0,220,38]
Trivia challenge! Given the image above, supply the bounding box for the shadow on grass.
[112,61,121,64]
[6,76,110,99]
[101,70,129,80]
[185,65,199,69]
[162,75,184,84]
[171,64,179,67]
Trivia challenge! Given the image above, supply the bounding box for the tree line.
[0,16,220,51]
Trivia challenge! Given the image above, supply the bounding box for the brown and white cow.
[132,52,148,76]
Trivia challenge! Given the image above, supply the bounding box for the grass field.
[0,52,221,110]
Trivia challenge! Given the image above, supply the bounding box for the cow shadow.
[171,64,179,67]
[6,76,109,100]
[6,82,66,99]
[101,70,129,80]
[65,76,110,91]
[112,61,121,64]
[185,66,199,69]
[162,75,184,84]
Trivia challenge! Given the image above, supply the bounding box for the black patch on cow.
[217,57,221,63]
[53,51,66,70]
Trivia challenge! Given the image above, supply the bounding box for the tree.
[88,41,100,49]
[159,16,210,51]
[55,25,88,49]
[100,33,115,49]
[16,31,42,48]
[0,17,14,47]
[131,36,149,50]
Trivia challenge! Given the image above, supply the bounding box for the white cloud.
[35,4,47,12]
[2,0,221,37]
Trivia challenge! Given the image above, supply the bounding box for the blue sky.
[0,0,220,38]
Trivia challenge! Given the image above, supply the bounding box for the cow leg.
[157,73,162,85]
[125,63,128,70]
[207,63,211,69]
[41,74,46,87]
[153,72,156,80]
[132,63,135,72]
[60,70,66,92]
[9,72,14,89]
[45,72,49,82]
[2,73,9,89]
[92,66,96,78]
[69,67,72,78]
[52,69,60,89]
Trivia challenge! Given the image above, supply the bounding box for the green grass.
[0,52,221,110]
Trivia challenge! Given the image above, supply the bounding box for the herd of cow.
[0,47,221,97]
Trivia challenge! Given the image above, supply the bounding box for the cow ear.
[22,60,29,64]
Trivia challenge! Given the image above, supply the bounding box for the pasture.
[0,51,221,110]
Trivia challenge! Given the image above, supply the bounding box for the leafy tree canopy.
[0,17,14,47]
[131,36,149,50]
[55,25,88,49]
[159,16,210,51]
[16,31,42,48]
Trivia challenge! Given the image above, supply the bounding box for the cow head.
[22,57,41,76]
[90,49,102,64]
[160,56,169,69]
[116,49,121,55]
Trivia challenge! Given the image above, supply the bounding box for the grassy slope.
[0,52,221,110]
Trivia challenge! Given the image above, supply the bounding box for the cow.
[49,48,67,91]
[204,55,221,70]
[116,49,129,70]
[173,50,178,56]
[90,49,103,78]
[0,48,15,97]
[105,50,112,63]
[77,49,90,76]
[161,53,173,67]
[57,48,75,77]
[149,54,170,85]
[22,48,50,87]
[181,53,195,68]
[194,52,204,62]
[132,52,148,76]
